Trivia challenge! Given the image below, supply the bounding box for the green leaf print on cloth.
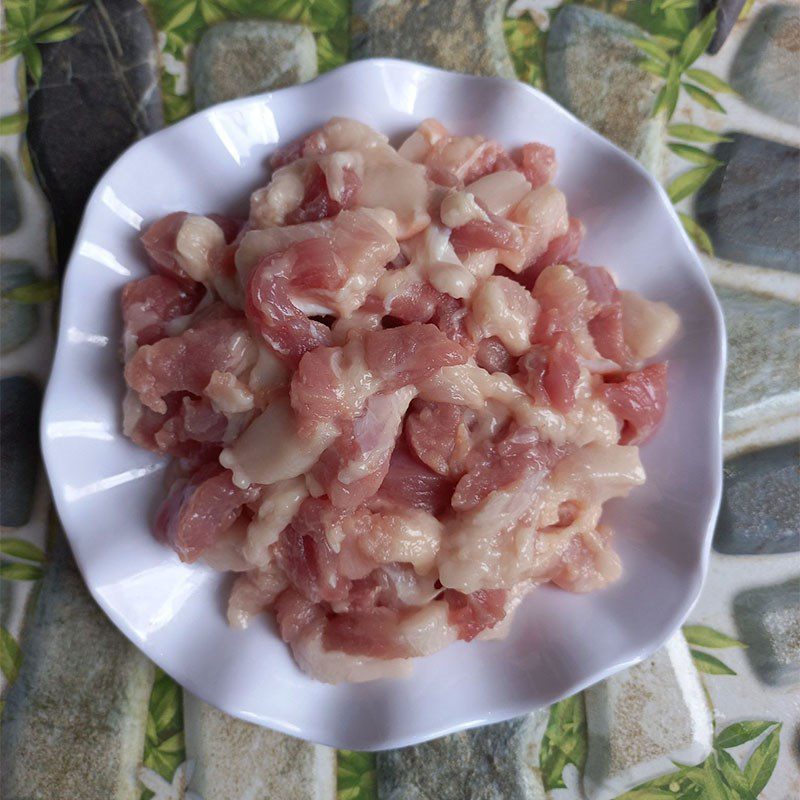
[540,693,588,790]
[337,749,377,800]
[140,668,187,800]
[1,0,85,82]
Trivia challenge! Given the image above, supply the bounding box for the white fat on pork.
[504,185,569,271]
[440,190,490,228]
[205,371,255,414]
[175,215,225,283]
[244,477,308,568]
[621,290,681,360]
[467,276,539,355]
[355,508,443,574]
[246,343,290,404]
[220,396,338,488]
[466,171,531,216]
[438,464,550,593]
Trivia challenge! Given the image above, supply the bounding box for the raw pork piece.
[120,117,680,683]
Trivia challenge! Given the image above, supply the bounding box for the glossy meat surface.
[122,117,679,683]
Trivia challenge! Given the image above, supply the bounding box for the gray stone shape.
[0,375,41,527]
[584,633,713,800]
[376,714,547,800]
[192,20,318,110]
[351,0,515,79]
[715,442,800,555]
[700,0,748,54]
[714,285,800,416]
[0,260,39,354]
[730,5,800,125]
[694,133,799,272]
[26,0,162,272]
[734,577,800,687]
[546,6,664,169]
[0,154,21,236]
[0,532,154,799]
[184,693,336,800]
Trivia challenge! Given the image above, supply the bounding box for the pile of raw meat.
[121,118,679,682]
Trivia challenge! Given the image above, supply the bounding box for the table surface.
[0,1,797,799]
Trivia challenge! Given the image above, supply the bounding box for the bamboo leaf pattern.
[0,626,23,684]
[1,279,60,303]
[715,720,778,750]
[503,13,547,89]
[677,9,717,68]
[690,649,737,675]
[678,212,713,254]
[743,725,781,796]
[684,68,735,93]
[715,749,756,800]
[0,538,46,563]
[0,562,45,580]
[1,0,84,82]
[667,124,730,143]
[682,82,726,112]
[539,693,588,790]
[668,142,722,165]
[682,625,746,650]
[631,36,672,63]
[337,750,377,800]
[141,668,186,798]
[667,166,718,203]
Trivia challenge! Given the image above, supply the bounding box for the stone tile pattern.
[1,261,39,354]
[351,0,515,79]
[695,133,800,273]
[546,6,663,169]
[734,577,800,687]
[715,442,800,555]
[183,694,336,800]
[0,375,41,527]
[192,20,318,110]
[0,154,21,235]
[714,285,800,415]
[26,0,162,271]
[700,0,748,54]
[0,533,154,800]
[583,634,713,800]
[730,4,800,125]
[376,714,547,800]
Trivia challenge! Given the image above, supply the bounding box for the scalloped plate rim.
[41,58,726,751]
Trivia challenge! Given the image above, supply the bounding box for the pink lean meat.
[121,117,680,682]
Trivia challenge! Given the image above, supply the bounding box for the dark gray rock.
[0,261,39,354]
[695,133,799,272]
[376,715,546,800]
[0,154,21,236]
[700,0,748,54]
[730,5,800,125]
[1,533,153,799]
[192,20,317,110]
[0,376,41,527]
[734,577,800,687]
[546,6,663,169]
[715,443,800,555]
[351,0,515,79]
[26,0,162,272]
[715,285,800,417]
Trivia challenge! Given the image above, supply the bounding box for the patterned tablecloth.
[0,1,797,798]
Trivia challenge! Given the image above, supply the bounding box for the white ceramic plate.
[41,59,725,751]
